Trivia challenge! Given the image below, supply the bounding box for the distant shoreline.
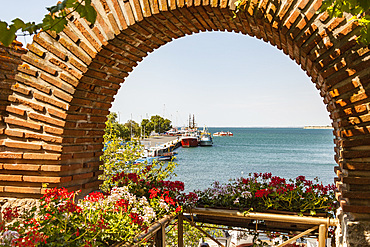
[303,126,333,129]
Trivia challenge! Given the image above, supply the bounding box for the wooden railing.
[118,208,338,247]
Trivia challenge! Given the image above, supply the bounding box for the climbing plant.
[0,0,96,46]
[234,0,370,44]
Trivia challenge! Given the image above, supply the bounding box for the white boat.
[213,131,233,137]
[199,126,213,146]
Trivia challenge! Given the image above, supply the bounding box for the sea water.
[173,127,335,192]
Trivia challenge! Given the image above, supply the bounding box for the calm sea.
[173,127,336,192]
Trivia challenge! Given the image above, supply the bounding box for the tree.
[0,0,96,46]
[235,0,370,44]
[141,115,172,136]
[103,112,130,142]
[124,120,141,138]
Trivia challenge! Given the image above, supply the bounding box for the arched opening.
[110,31,335,191]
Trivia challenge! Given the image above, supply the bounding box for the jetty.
[141,136,181,150]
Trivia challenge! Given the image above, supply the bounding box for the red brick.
[21,54,57,75]
[40,163,83,172]
[25,132,63,143]
[341,201,370,214]
[15,74,51,94]
[6,106,25,116]
[5,140,42,150]
[52,89,73,102]
[63,26,80,43]
[0,152,23,159]
[49,57,83,79]
[64,129,86,136]
[82,179,103,189]
[42,144,62,152]
[33,92,69,110]
[11,83,31,95]
[69,56,88,73]
[59,38,92,65]
[4,117,42,130]
[73,152,95,159]
[47,108,67,119]
[40,73,75,94]
[8,95,45,112]
[4,186,41,194]
[108,13,120,35]
[94,170,104,176]
[342,191,370,199]
[73,19,101,51]
[84,161,101,168]
[0,174,23,181]
[44,125,64,135]
[111,0,128,29]
[26,43,45,58]
[33,35,67,61]
[4,129,24,138]
[18,63,38,77]
[23,153,61,160]
[3,164,40,171]
[80,42,96,58]
[92,26,108,46]
[73,172,94,180]
[29,112,65,127]
[59,73,79,87]
[23,175,72,183]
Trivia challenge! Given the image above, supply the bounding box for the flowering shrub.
[0,159,193,247]
[0,183,183,246]
[194,173,337,216]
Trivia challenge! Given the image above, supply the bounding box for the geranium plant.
[194,172,337,216]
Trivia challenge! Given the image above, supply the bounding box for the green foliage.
[194,173,336,217]
[320,0,370,44]
[234,0,370,44]
[103,113,130,142]
[0,0,97,46]
[141,115,172,136]
[99,137,144,192]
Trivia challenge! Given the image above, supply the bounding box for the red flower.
[175,206,182,213]
[296,176,306,182]
[130,213,143,225]
[269,176,286,187]
[2,206,19,221]
[127,173,139,183]
[242,178,250,184]
[115,199,129,212]
[84,191,105,202]
[58,200,82,214]
[149,187,160,199]
[262,172,272,179]
[255,189,271,197]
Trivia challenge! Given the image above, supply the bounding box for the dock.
[141,136,181,153]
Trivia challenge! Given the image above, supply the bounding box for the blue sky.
[1,1,332,127]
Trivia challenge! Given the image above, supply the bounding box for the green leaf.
[11,18,26,30]
[0,21,17,46]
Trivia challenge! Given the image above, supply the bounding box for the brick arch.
[0,0,369,216]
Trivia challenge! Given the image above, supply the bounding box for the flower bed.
[193,173,336,217]
[0,163,195,246]
[0,168,337,246]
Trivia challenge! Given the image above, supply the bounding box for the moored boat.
[213,131,233,137]
[199,126,213,146]
[181,136,199,147]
